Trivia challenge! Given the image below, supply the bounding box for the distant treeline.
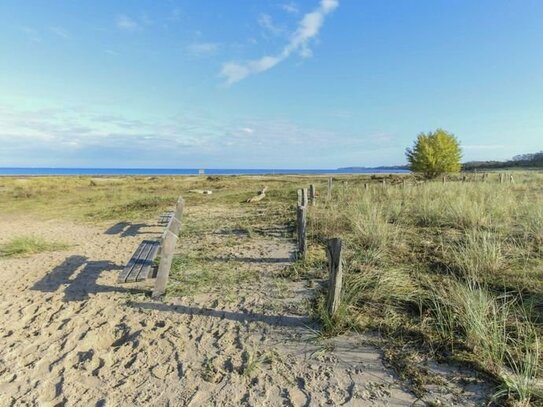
[463,151,543,170]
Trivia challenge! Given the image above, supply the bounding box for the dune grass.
[0,236,70,257]
[429,278,541,405]
[308,171,543,405]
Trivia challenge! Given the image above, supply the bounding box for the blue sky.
[0,0,542,168]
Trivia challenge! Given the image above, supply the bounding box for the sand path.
[0,208,490,406]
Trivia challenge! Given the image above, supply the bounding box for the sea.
[0,168,409,176]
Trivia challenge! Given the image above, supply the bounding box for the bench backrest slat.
[152,230,178,298]
[152,195,185,298]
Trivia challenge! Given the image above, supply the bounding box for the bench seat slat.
[119,240,160,283]
[125,240,160,283]
[118,241,148,283]
[135,242,161,281]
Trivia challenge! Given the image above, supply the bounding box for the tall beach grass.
[309,172,543,404]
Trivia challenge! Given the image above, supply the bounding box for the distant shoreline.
[0,168,411,176]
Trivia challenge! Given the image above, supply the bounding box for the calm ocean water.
[0,168,409,176]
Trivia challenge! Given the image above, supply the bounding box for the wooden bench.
[158,211,174,226]
[118,196,184,298]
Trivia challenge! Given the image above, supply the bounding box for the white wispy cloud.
[240,127,255,135]
[49,26,70,39]
[281,2,300,14]
[116,15,140,32]
[220,0,339,85]
[258,14,283,36]
[186,42,220,57]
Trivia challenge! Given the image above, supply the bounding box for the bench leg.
[152,230,178,299]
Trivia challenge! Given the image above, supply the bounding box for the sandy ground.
[0,208,492,406]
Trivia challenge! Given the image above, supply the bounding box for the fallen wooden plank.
[247,186,268,203]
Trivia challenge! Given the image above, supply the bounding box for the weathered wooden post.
[327,177,333,200]
[309,184,316,206]
[297,189,303,206]
[364,183,369,190]
[402,179,406,189]
[302,188,308,207]
[326,238,343,317]
[442,175,446,184]
[296,205,307,258]
[500,173,504,184]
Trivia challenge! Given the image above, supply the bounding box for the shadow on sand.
[129,301,316,329]
[203,255,293,264]
[31,255,147,301]
[104,222,155,237]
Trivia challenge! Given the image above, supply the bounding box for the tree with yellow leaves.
[406,129,462,178]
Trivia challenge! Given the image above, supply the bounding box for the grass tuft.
[430,278,541,405]
[0,236,70,257]
[447,229,505,277]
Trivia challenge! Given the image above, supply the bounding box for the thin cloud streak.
[258,14,284,36]
[116,15,141,31]
[220,0,339,85]
[49,26,70,39]
[281,2,300,15]
[186,42,220,57]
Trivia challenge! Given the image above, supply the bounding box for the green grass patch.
[167,255,260,298]
[0,236,70,257]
